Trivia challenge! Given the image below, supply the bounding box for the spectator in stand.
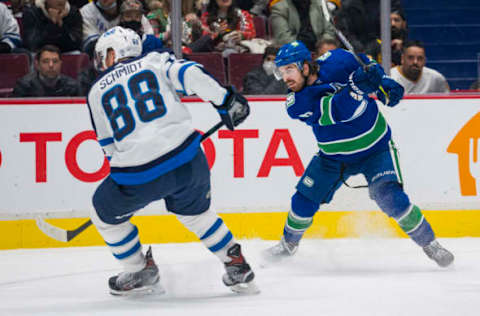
[312,37,338,59]
[80,0,153,56]
[13,44,80,97]
[365,9,408,66]
[0,2,23,53]
[390,40,450,94]
[335,0,403,52]
[22,0,83,53]
[77,64,98,96]
[119,0,163,52]
[201,0,256,56]
[146,0,170,40]
[270,0,336,52]
[10,0,28,17]
[250,0,269,16]
[243,45,287,95]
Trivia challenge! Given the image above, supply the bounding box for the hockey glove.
[377,76,404,107]
[349,63,383,95]
[213,86,250,130]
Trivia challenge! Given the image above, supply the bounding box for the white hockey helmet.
[94,26,142,71]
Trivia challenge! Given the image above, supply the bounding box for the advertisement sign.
[1,96,479,219]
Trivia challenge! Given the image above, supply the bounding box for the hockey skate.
[422,240,454,268]
[109,246,164,296]
[262,237,299,262]
[223,243,259,294]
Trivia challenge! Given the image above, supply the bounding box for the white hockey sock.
[90,209,145,272]
[176,210,235,263]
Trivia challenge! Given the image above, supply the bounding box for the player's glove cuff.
[212,86,250,130]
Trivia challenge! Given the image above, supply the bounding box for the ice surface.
[1,238,479,316]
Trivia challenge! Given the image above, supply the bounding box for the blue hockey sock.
[283,192,318,244]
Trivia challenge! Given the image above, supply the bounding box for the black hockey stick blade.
[35,216,92,242]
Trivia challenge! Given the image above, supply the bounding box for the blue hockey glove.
[213,86,250,130]
[377,76,404,107]
[349,63,383,95]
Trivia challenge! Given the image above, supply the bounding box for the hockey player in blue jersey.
[265,41,454,267]
[87,26,258,295]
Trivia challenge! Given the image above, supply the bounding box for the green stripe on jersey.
[317,111,388,155]
[319,96,334,126]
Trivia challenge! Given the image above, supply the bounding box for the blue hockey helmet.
[274,41,312,79]
[275,41,312,67]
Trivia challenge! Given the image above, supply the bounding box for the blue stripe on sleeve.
[178,62,198,94]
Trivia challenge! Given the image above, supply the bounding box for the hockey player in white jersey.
[87,26,257,296]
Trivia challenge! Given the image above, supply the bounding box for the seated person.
[119,0,163,53]
[390,40,450,94]
[243,45,287,95]
[13,45,80,97]
[80,0,153,56]
[312,37,338,60]
[22,0,83,53]
[201,0,256,55]
[0,2,22,53]
[270,0,335,51]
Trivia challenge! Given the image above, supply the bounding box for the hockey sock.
[176,210,235,263]
[91,208,146,272]
[283,210,313,244]
[395,204,435,247]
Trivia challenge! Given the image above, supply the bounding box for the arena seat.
[61,53,91,80]
[227,53,264,92]
[185,53,227,85]
[0,53,30,97]
[253,16,267,39]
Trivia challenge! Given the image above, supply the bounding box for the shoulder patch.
[317,51,332,62]
[286,92,295,108]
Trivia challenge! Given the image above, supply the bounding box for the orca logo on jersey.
[286,93,295,108]
[99,60,143,90]
[447,112,480,196]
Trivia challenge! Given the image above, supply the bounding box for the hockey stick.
[36,121,225,242]
[320,0,389,101]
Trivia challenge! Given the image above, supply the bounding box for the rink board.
[1,95,480,249]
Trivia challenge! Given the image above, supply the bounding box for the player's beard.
[286,77,306,92]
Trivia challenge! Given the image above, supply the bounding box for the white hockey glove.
[213,86,250,130]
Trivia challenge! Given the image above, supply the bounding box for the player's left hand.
[350,63,383,95]
[377,76,404,107]
[214,86,250,130]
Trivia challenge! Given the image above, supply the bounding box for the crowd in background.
[0,0,458,97]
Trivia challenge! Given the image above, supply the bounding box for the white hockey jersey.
[87,51,228,185]
[80,2,153,52]
[0,2,21,49]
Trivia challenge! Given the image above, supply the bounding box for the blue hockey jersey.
[286,49,391,162]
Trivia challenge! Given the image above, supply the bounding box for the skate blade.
[229,280,260,295]
[110,283,166,297]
